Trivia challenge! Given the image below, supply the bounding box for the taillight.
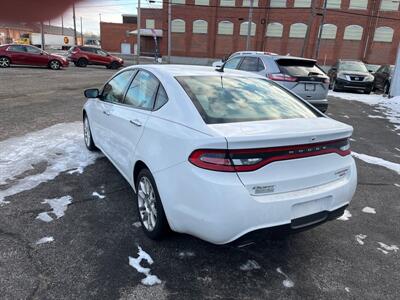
[267,73,297,82]
[189,138,351,172]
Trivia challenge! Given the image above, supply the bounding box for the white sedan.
[82,65,357,244]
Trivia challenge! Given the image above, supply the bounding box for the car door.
[95,49,111,65]
[92,70,136,159]
[6,45,28,64]
[107,69,160,177]
[25,46,49,66]
[237,56,265,75]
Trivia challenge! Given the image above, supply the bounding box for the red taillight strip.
[188,149,235,172]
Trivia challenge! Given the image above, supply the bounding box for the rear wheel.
[77,58,88,67]
[109,61,120,69]
[363,89,371,95]
[83,116,96,151]
[136,169,169,240]
[0,56,10,68]
[49,60,61,70]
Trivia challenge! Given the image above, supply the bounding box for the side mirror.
[214,62,223,68]
[40,51,44,55]
[331,67,337,71]
[84,88,100,98]
[368,70,374,73]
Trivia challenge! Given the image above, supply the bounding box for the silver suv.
[213,52,330,112]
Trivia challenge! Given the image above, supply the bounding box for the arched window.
[266,22,283,37]
[326,0,341,8]
[373,26,394,42]
[321,24,337,39]
[343,25,363,40]
[289,23,307,38]
[193,20,208,34]
[349,0,367,10]
[240,21,256,36]
[218,21,234,35]
[171,19,185,33]
[294,0,311,7]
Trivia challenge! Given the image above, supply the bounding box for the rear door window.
[276,59,325,77]
[102,70,135,103]
[176,76,318,124]
[239,57,264,72]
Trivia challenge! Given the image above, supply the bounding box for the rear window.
[276,59,325,77]
[176,76,318,124]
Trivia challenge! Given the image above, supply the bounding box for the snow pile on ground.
[35,236,54,245]
[92,192,105,199]
[0,122,100,205]
[129,246,161,286]
[362,207,376,214]
[239,260,260,271]
[352,152,400,175]
[355,234,367,245]
[276,267,294,288]
[377,242,399,255]
[178,251,195,258]
[337,209,352,221]
[36,196,72,222]
[329,92,400,131]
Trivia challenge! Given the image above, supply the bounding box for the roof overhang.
[129,29,162,37]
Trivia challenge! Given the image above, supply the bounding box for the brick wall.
[100,22,137,53]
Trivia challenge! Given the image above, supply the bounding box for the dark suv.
[372,64,394,94]
[327,60,374,94]
[68,46,124,69]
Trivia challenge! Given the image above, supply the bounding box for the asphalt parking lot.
[0,65,399,300]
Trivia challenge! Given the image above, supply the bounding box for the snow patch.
[352,152,400,174]
[377,242,398,254]
[178,251,195,258]
[337,209,352,221]
[395,183,400,188]
[345,287,350,293]
[240,260,260,271]
[92,192,105,199]
[342,115,350,119]
[362,207,376,214]
[377,248,389,255]
[35,236,54,245]
[0,122,100,204]
[355,234,367,245]
[129,246,161,286]
[276,267,294,288]
[133,221,142,228]
[36,212,53,223]
[41,196,72,219]
[368,115,385,119]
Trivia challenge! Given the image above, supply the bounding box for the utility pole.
[315,0,327,60]
[137,0,141,64]
[80,17,83,45]
[72,2,77,45]
[302,0,315,57]
[40,21,45,50]
[61,15,64,36]
[167,0,172,63]
[246,0,254,51]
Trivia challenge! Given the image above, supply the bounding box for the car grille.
[348,75,365,81]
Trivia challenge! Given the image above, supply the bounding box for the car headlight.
[337,73,347,80]
[364,74,374,82]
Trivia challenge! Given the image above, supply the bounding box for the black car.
[372,64,394,94]
[327,60,375,94]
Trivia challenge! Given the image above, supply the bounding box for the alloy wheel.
[0,57,10,67]
[50,60,60,70]
[138,176,157,231]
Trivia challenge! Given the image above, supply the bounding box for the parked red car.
[67,46,124,69]
[0,44,69,70]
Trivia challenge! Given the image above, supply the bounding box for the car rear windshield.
[276,59,325,77]
[339,61,368,72]
[176,76,318,124]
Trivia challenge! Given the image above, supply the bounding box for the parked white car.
[82,65,357,244]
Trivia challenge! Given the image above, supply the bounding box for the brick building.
[101,0,400,65]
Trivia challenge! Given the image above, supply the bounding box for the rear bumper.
[307,99,328,112]
[336,78,373,91]
[155,156,357,244]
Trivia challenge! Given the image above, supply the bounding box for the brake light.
[189,139,351,172]
[267,73,297,82]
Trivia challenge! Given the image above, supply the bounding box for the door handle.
[103,110,110,116]
[129,119,142,127]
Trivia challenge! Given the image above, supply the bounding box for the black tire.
[49,60,61,70]
[384,82,390,95]
[77,58,88,67]
[136,168,169,240]
[109,61,120,70]
[332,80,341,92]
[364,89,371,95]
[0,56,11,68]
[83,115,96,151]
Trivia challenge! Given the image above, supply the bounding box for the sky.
[50,0,162,35]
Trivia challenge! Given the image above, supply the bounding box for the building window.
[193,20,208,34]
[220,0,235,6]
[289,23,307,38]
[326,0,341,9]
[294,0,311,7]
[270,0,286,7]
[146,19,155,29]
[321,24,337,39]
[380,0,400,10]
[171,0,185,4]
[349,0,368,9]
[218,21,234,35]
[242,0,259,6]
[171,19,185,33]
[240,21,256,36]
[266,22,283,37]
[343,25,363,40]
[373,26,394,42]
[195,0,209,4]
